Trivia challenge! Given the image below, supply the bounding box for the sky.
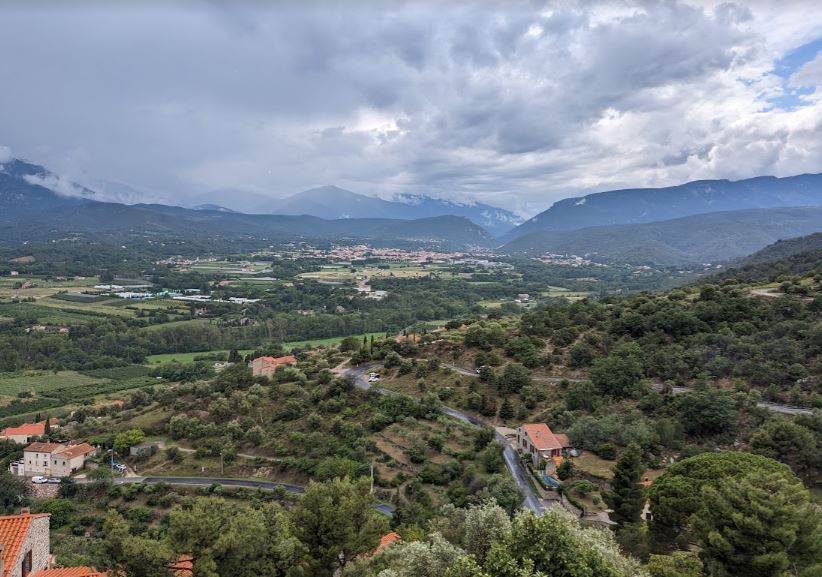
[1,0,822,216]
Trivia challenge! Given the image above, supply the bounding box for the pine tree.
[605,443,645,526]
[499,397,515,420]
[44,414,51,439]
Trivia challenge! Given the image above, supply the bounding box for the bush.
[595,443,617,460]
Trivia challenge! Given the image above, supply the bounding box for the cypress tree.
[605,443,645,526]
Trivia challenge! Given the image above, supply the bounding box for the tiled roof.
[24,442,64,454]
[554,433,571,448]
[522,423,565,451]
[55,443,95,459]
[0,513,50,577]
[32,567,108,577]
[2,422,45,437]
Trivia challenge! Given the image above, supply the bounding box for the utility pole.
[220,451,224,476]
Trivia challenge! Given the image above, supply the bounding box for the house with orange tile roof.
[0,511,51,577]
[0,420,59,445]
[0,512,107,577]
[250,355,297,379]
[10,443,96,478]
[516,423,573,470]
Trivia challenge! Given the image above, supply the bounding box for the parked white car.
[32,476,48,484]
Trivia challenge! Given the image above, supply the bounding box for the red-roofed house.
[0,512,107,577]
[0,512,51,577]
[516,423,572,470]
[0,420,59,445]
[10,443,96,478]
[250,355,297,379]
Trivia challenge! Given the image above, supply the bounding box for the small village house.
[250,355,297,379]
[10,443,96,478]
[0,511,107,577]
[516,423,572,470]
[0,420,59,445]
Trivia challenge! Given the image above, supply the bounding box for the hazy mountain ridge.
[504,173,822,242]
[267,185,523,237]
[0,160,493,250]
[502,207,822,266]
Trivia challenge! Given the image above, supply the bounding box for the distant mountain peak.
[269,185,522,237]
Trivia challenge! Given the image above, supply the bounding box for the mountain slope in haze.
[504,173,822,242]
[708,232,822,284]
[502,207,822,266]
[268,185,523,237]
[0,160,492,250]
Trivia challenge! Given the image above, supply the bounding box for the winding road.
[446,362,812,416]
[341,363,545,515]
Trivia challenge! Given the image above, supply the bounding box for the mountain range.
[501,207,822,266]
[192,185,523,237]
[4,156,822,264]
[0,159,493,250]
[503,173,822,243]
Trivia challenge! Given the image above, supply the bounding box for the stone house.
[11,443,96,478]
[0,512,107,577]
[516,423,572,470]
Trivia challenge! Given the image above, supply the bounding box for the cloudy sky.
[1,0,822,216]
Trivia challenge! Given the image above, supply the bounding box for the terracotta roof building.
[0,420,59,445]
[11,443,96,478]
[0,512,51,577]
[516,423,573,470]
[250,355,297,379]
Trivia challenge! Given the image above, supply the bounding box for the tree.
[0,471,27,513]
[556,458,573,481]
[290,477,388,575]
[604,443,645,526]
[590,343,644,398]
[473,474,523,517]
[44,414,51,438]
[166,497,269,577]
[675,389,735,436]
[227,348,242,363]
[498,363,531,395]
[498,397,514,420]
[750,418,819,481]
[461,502,511,566]
[646,552,703,577]
[113,429,145,454]
[649,452,796,539]
[693,472,822,577]
[101,510,173,577]
[485,508,643,577]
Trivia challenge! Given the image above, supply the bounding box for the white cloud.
[0,1,821,216]
[22,173,92,199]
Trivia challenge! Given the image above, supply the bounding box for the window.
[22,549,32,577]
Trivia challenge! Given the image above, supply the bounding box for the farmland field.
[0,370,109,397]
[145,350,254,366]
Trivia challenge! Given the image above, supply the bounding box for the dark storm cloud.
[0,0,821,215]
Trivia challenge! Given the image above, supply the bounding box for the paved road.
[650,382,813,415]
[441,362,585,384]
[80,475,396,516]
[342,363,545,515]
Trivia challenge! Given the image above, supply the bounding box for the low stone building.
[10,443,96,478]
[0,512,107,577]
